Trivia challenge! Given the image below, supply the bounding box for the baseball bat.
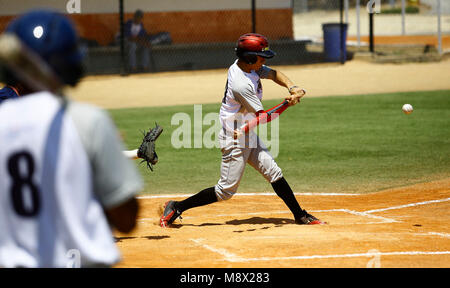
[265,88,306,116]
[266,100,289,116]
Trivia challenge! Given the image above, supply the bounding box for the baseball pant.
[214,135,283,201]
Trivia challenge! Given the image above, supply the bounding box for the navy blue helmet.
[5,10,84,87]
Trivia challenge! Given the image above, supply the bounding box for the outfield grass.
[109,90,450,195]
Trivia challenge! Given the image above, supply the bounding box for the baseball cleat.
[296,212,326,225]
[160,201,182,228]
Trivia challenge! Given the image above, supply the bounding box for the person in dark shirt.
[124,10,150,72]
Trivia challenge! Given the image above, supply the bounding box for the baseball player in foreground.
[160,33,325,227]
[0,10,143,267]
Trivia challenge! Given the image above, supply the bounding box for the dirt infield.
[67,58,450,109]
[68,56,450,268]
[114,178,450,268]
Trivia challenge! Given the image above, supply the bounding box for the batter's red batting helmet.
[235,33,276,64]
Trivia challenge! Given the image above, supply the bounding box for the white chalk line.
[233,251,450,262]
[246,231,450,240]
[186,197,450,264]
[415,232,450,239]
[139,193,450,218]
[140,208,397,224]
[139,194,449,226]
[314,209,399,223]
[190,239,245,262]
[364,198,450,214]
[137,192,360,199]
[190,238,450,262]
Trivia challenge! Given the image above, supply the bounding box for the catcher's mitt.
[137,123,163,171]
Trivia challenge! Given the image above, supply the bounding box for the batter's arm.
[233,100,289,139]
[266,69,306,106]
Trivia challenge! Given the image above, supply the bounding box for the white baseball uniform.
[0,92,142,268]
[215,60,283,201]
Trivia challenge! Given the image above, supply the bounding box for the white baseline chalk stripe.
[137,192,360,199]
[416,232,450,239]
[314,209,399,223]
[140,208,397,223]
[238,251,450,262]
[190,238,450,262]
[364,198,450,214]
[216,209,398,223]
[190,239,245,262]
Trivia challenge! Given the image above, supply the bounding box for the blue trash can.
[322,23,348,62]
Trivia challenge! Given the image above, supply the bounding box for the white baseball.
[402,104,413,114]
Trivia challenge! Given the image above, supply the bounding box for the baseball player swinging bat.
[159,33,324,228]
[234,89,305,139]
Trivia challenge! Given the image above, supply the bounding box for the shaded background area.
[0,0,448,74]
[0,0,344,74]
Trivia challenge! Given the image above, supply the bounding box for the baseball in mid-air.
[402,104,413,114]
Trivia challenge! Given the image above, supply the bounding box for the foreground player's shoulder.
[0,91,51,115]
[66,100,116,155]
[67,100,142,208]
[67,100,112,128]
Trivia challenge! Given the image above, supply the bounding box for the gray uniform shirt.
[67,99,143,208]
[0,92,142,267]
[219,60,273,145]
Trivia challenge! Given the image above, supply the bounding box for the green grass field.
[109,90,450,195]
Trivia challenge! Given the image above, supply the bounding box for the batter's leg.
[214,145,250,201]
[160,145,250,227]
[247,137,324,224]
[174,186,217,213]
[180,145,250,210]
[270,177,307,222]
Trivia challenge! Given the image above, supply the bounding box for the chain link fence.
[1,1,447,76]
[293,0,449,54]
[0,0,320,75]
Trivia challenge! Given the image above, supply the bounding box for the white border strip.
[137,192,360,199]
